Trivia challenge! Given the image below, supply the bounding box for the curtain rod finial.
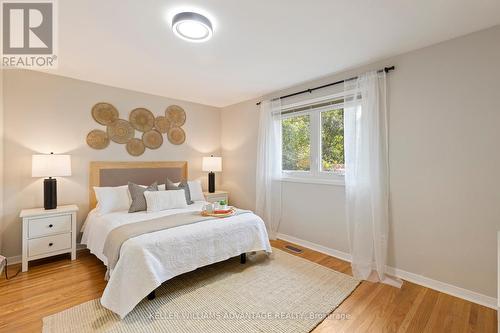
[384,66,395,73]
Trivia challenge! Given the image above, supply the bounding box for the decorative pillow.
[138,183,165,189]
[144,190,188,212]
[177,181,194,204]
[187,180,205,201]
[94,185,131,215]
[128,182,158,213]
[165,178,179,190]
[166,179,194,204]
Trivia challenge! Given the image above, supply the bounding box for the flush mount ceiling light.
[172,12,213,42]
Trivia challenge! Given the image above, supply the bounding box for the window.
[281,98,345,184]
[321,109,344,174]
[282,114,310,171]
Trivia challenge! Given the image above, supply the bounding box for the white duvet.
[81,201,272,318]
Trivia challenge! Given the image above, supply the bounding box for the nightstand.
[203,190,229,204]
[20,205,78,272]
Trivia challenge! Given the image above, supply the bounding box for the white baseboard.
[277,233,352,262]
[384,266,497,310]
[276,232,497,310]
[6,244,88,266]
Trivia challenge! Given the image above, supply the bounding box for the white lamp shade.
[32,154,72,177]
[202,156,222,172]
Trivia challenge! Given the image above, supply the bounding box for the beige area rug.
[43,249,359,333]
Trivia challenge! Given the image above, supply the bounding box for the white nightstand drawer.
[20,205,78,272]
[28,233,72,257]
[29,214,71,238]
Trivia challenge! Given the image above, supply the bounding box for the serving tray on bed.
[201,207,236,218]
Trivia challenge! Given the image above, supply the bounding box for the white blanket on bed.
[81,201,272,318]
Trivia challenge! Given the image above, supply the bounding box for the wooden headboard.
[89,161,188,209]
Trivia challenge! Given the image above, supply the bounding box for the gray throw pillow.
[166,178,194,205]
[128,182,158,213]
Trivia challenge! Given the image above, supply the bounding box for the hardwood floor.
[0,240,496,332]
[271,240,497,333]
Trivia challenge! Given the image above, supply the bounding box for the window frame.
[279,93,346,186]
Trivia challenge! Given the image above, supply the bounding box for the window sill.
[280,176,345,187]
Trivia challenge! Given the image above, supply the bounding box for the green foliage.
[321,109,344,173]
[282,115,310,171]
[281,109,344,173]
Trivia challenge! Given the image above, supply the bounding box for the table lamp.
[32,153,71,210]
[202,155,222,193]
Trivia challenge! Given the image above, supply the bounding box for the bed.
[81,161,272,318]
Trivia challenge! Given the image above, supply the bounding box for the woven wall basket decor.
[166,105,186,127]
[126,138,146,156]
[154,116,171,133]
[130,108,155,132]
[86,129,110,149]
[88,102,187,156]
[91,103,119,125]
[107,119,135,144]
[168,126,186,145]
[142,129,163,149]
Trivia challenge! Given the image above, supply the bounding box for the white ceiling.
[49,0,500,107]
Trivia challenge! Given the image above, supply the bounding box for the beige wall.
[221,25,500,298]
[1,70,221,257]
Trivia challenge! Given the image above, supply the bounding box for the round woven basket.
[86,129,110,149]
[126,138,145,156]
[154,116,171,133]
[142,129,163,149]
[91,103,119,125]
[129,108,154,132]
[168,126,186,145]
[107,119,134,144]
[165,105,186,126]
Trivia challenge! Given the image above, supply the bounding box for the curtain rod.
[256,66,395,106]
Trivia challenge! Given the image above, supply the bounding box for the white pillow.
[144,189,188,212]
[94,185,130,215]
[188,180,205,201]
[174,180,205,201]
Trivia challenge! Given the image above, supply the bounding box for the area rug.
[42,249,359,333]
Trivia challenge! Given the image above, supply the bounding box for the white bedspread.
[81,201,272,318]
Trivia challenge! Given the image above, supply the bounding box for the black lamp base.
[208,172,215,193]
[44,178,57,210]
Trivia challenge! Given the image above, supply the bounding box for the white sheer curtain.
[344,71,401,287]
[255,98,282,239]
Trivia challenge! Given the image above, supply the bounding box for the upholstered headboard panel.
[89,161,188,209]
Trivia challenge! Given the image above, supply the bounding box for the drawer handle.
[49,224,53,228]
[49,242,53,247]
